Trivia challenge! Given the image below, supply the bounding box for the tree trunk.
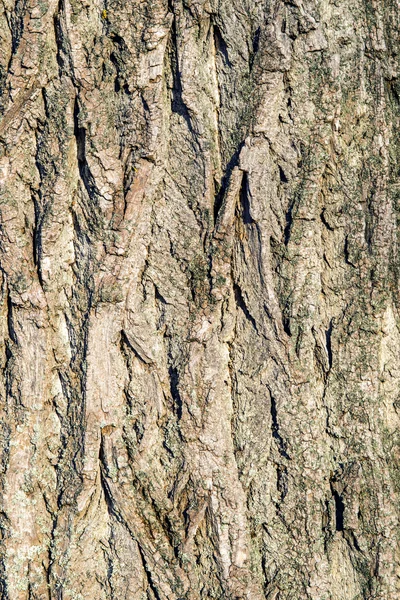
[0,0,399,597]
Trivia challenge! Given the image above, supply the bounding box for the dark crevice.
[53,0,65,74]
[168,8,196,138]
[213,142,244,224]
[99,438,123,524]
[104,541,115,599]
[325,319,333,370]
[253,26,261,55]
[137,544,163,600]
[4,338,19,409]
[278,165,288,184]
[154,286,168,330]
[73,97,102,207]
[213,178,224,223]
[364,190,374,253]
[344,529,361,552]
[270,394,291,460]
[133,418,145,446]
[100,476,129,540]
[140,94,152,130]
[74,97,86,165]
[320,209,334,231]
[168,366,183,420]
[387,79,400,106]
[239,171,253,225]
[332,490,344,531]
[120,337,136,422]
[109,52,121,93]
[6,291,17,344]
[282,315,291,336]
[295,326,303,358]
[113,72,121,93]
[120,330,151,366]
[31,196,40,268]
[109,34,129,94]
[249,26,261,71]
[233,283,258,333]
[31,193,45,288]
[344,235,356,267]
[213,24,232,68]
[27,564,33,600]
[284,200,295,245]
[53,0,74,79]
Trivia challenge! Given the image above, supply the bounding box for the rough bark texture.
[0,0,399,598]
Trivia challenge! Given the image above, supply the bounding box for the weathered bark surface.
[0,0,399,597]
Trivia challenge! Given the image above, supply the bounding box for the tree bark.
[0,0,399,598]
